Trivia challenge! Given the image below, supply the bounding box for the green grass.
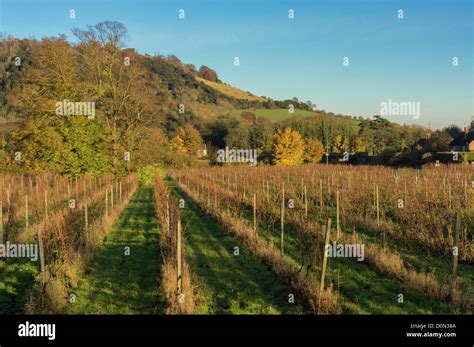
[67,187,165,314]
[351,224,474,295]
[168,180,306,314]
[0,260,38,314]
[235,108,316,123]
[235,205,463,314]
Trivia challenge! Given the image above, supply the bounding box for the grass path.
[168,180,306,314]
[68,187,165,314]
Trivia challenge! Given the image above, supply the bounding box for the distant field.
[236,108,316,122]
[195,77,267,102]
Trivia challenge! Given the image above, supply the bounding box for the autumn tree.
[332,133,348,152]
[169,125,203,155]
[72,21,158,174]
[183,124,204,155]
[5,36,108,174]
[241,111,256,123]
[198,65,219,82]
[272,127,304,165]
[304,138,324,163]
[169,127,187,154]
[353,136,366,152]
[133,127,167,166]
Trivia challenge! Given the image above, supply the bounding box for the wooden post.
[318,218,332,312]
[105,191,108,216]
[111,186,114,209]
[177,219,183,294]
[376,185,380,227]
[281,182,285,254]
[373,180,376,208]
[336,190,340,240]
[253,193,257,234]
[448,184,452,210]
[0,202,3,245]
[166,194,170,236]
[301,178,304,204]
[119,181,122,201]
[319,179,323,216]
[25,195,29,230]
[44,191,48,219]
[84,199,89,230]
[37,226,45,285]
[266,180,270,201]
[304,186,308,218]
[449,212,460,301]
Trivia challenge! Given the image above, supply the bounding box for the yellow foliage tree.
[169,125,203,155]
[333,134,348,152]
[353,136,366,152]
[304,138,324,163]
[182,124,204,155]
[169,127,187,154]
[273,127,304,165]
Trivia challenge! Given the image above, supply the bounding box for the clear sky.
[0,0,472,129]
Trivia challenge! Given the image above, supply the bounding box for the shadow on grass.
[68,187,166,314]
[0,260,38,314]
[170,182,306,314]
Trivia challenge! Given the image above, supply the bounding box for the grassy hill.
[196,77,267,102]
[234,108,317,123]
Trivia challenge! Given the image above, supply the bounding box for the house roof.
[449,131,474,147]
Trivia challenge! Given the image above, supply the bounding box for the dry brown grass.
[154,175,196,314]
[161,261,195,314]
[195,77,267,102]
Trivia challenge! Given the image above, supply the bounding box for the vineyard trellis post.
[304,185,308,218]
[25,194,29,231]
[44,190,48,219]
[336,190,340,240]
[84,199,89,230]
[166,194,171,236]
[376,185,380,227]
[37,225,45,286]
[449,211,460,300]
[319,179,323,216]
[177,218,183,294]
[281,182,285,254]
[253,193,257,234]
[111,186,114,209]
[105,191,108,216]
[0,202,3,245]
[318,218,332,313]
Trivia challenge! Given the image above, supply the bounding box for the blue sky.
[0,0,472,129]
